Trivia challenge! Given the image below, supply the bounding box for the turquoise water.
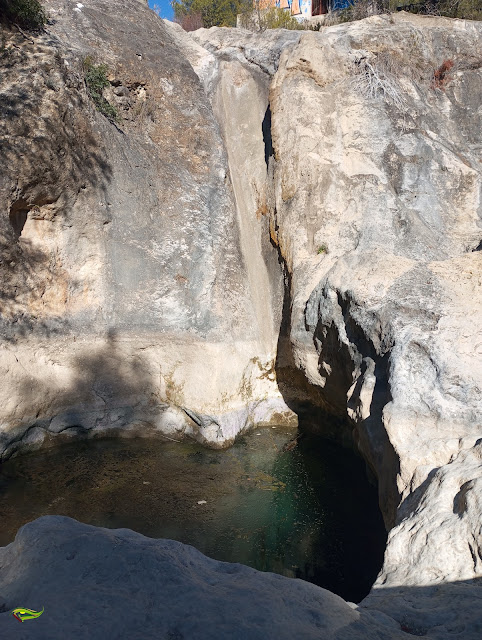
[0,426,386,602]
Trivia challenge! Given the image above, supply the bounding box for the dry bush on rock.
[431,58,454,90]
[324,0,386,25]
[394,0,482,20]
[322,0,482,24]
[351,52,406,109]
[174,11,204,31]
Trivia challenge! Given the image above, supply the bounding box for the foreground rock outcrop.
[1,2,481,639]
[0,516,406,639]
[1,516,482,639]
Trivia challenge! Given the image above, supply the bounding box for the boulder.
[0,515,405,640]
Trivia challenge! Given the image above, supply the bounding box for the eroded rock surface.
[0,0,292,457]
[264,13,482,603]
[170,12,482,637]
[1,4,481,639]
[0,516,406,640]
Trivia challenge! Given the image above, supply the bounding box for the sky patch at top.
[148,0,174,20]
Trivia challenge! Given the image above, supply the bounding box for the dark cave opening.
[262,105,273,169]
[9,199,29,238]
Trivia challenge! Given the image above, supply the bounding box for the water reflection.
[0,426,386,602]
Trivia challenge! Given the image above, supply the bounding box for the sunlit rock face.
[0,0,292,458]
[0,516,407,640]
[269,11,482,524]
[1,3,482,639]
[165,11,482,638]
[265,12,482,599]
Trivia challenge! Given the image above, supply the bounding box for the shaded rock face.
[0,0,292,457]
[1,4,482,639]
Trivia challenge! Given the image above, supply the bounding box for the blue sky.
[148,0,174,20]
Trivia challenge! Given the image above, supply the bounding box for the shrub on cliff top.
[171,0,250,28]
[0,0,47,29]
[259,7,305,30]
[321,0,482,24]
[174,10,204,31]
[392,0,482,21]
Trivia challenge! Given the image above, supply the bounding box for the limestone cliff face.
[1,4,482,639]
[165,13,482,637]
[269,12,482,516]
[0,0,291,457]
[266,14,482,598]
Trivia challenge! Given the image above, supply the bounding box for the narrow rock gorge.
[0,1,481,638]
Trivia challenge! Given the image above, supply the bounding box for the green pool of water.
[0,426,386,602]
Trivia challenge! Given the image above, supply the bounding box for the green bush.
[171,0,249,28]
[83,56,120,123]
[239,5,307,31]
[261,7,305,30]
[0,0,47,29]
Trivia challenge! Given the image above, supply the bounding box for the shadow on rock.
[0,26,113,338]
[274,261,351,444]
[0,515,480,638]
[0,328,161,459]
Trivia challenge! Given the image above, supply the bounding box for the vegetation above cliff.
[171,0,482,30]
[0,0,47,29]
[333,1,482,24]
[171,0,250,28]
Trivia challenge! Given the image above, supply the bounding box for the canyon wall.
[166,11,482,636]
[0,2,481,638]
[0,0,293,458]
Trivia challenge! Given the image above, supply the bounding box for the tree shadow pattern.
[0,328,159,459]
[0,25,112,337]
